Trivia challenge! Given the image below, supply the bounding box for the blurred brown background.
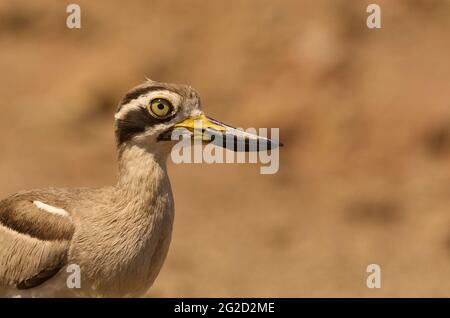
[1,0,450,297]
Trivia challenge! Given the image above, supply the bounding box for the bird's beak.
[158,112,282,152]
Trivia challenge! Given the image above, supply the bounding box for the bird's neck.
[116,144,170,201]
[79,145,174,296]
[113,144,174,236]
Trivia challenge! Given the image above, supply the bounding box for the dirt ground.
[0,0,449,297]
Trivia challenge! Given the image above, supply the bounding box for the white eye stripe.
[115,104,142,120]
[146,90,181,107]
[33,201,70,217]
[115,90,181,121]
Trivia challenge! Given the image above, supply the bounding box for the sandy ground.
[0,0,449,297]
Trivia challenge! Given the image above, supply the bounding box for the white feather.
[33,201,69,217]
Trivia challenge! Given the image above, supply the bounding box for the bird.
[0,80,280,297]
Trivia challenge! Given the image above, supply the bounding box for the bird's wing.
[0,191,75,289]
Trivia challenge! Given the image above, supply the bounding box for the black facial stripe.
[115,106,175,144]
[116,107,152,144]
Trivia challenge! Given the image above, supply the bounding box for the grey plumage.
[0,80,280,297]
[1,154,173,297]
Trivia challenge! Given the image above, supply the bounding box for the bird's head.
[115,80,281,157]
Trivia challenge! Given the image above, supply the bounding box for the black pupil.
[157,103,165,110]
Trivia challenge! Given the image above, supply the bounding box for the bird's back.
[0,186,115,297]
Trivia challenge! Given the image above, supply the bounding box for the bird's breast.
[68,191,175,297]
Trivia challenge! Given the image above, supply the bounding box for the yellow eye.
[148,98,173,118]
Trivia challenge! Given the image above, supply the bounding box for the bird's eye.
[148,98,173,119]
